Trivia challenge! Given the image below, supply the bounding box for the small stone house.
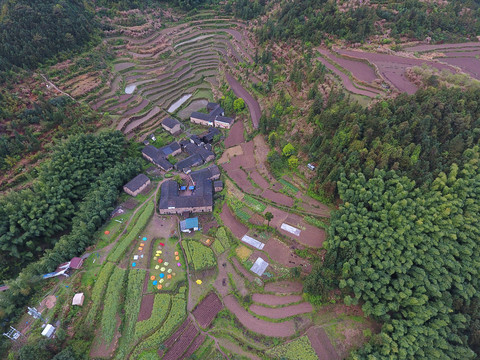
[162,117,182,135]
[123,174,151,197]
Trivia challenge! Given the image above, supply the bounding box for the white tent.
[72,293,84,306]
[250,257,269,276]
[41,324,55,338]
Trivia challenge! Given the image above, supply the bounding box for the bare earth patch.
[249,303,313,319]
[137,294,155,321]
[218,145,243,164]
[306,327,340,360]
[252,294,303,306]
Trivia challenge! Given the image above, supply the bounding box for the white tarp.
[41,324,55,338]
[250,257,269,276]
[281,223,301,236]
[72,293,84,306]
[241,235,265,250]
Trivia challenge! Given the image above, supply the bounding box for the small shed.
[307,163,316,171]
[123,174,151,197]
[180,217,199,233]
[214,180,223,192]
[41,324,55,338]
[72,293,85,306]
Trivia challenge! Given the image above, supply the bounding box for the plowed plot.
[262,189,294,207]
[232,257,255,282]
[265,281,303,294]
[226,73,261,128]
[319,48,379,83]
[224,295,295,337]
[263,238,308,268]
[220,203,248,239]
[252,294,303,306]
[137,294,155,321]
[241,141,256,168]
[182,333,206,359]
[224,167,253,192]
[224,121,244,148]
[336,49,455,94]
[404,42,480,52]
[162,323,198,360]
[282,214,326,248]
[264,205,288,227]
[192,292,224,328]
[307,327,340,360]
[250,303,313,319]
[249,170,270,189]
[440,57,480,79]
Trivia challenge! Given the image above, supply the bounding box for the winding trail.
[38,73,76,102]
[226,72,261,128]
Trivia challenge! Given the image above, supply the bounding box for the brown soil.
[223,295,295,337]
[307,327,340,360]
[249,302,313,319]
[121,198,139,209]
[220,203,248,239]
[224,121,245,148]
[264,281,303,294]
[263,238,308,268]
[248,170,270,189]
[249,213,265,226]
[192,292,224,328]
[137,294,155,321]
[251,294,303,306]
[261,189,294,207]
[43,295,57,309]
[218,145,243,164]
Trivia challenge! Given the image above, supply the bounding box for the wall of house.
[190,116,213,127]
[159,205,213,215]
[123,179,151,197]
[214,121,232,129]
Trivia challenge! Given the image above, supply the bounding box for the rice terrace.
[2,0,480,360]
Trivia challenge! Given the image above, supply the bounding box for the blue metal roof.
[180,186,187,191]
[188,185,195,190]
[185,217,199,229]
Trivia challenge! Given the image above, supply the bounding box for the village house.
[158,165,220,215]
[180,217,199,233]
[123,173,151,197]
[161,117,182,135]
[190,102,234,129]
[214,180,224,192]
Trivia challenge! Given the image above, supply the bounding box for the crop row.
[135,294,171,340]
[243,195,267,213]
[211,239,225,255]
[84,262,115,326]
[114,268,147,360]
[235,208,251,222]
[131,294,187,358]
[184,240,216,271]
[108,201,154,262]
[101,266,126,344]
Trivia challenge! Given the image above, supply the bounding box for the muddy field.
[264,281,303,294]
[224,120,245,148]
[250,302,313,319]
[252,293,303,306]
[220,203,248,239]
[137,294,155,321]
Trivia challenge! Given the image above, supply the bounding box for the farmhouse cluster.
[190,102,234,129]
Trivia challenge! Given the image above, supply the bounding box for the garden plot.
[250,302,313,319]
[252,293,303,306]
[224,120,245,148]
[192,292,224,328]
[263,238,309,268]
[147,238,186,292]
[264,281,303,294]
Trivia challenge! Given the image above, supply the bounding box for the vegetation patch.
[184,240,216,271]
[100,266,126,343]
[266,336,317,360]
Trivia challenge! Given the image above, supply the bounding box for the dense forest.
[303,87,480,200]
[0,131,140,282]
[318,155,480,358]
[253,0,480,43]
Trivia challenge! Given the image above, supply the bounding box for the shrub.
[135,294,171,340]
[216,227,230,248]
[184,241,216,271]
[212,239,225,255]
[101,267,126,343]
[108,201,154,262]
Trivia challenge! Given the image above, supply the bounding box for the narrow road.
[225,73,261,129]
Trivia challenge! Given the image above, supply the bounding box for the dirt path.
[38,73,76,101]
[223,295,295,337]
[306,327,340,360]
[249,302,313,319]
[225,73,261,129]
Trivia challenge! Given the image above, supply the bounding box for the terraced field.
[49,11,256,138]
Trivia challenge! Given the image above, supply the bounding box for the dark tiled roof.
[142,145,174,170]
[142,145,160,159]
[197,147,215,162]
[214,180,223,189]
[190,135,203,145]
[202,127,221,143]
[179,139,190,148]
[191,111,211,121]
[190,165,220,184]
[162,117,181,129]
[159,179,213,210]
[124,173,150,192]
[207,102,219,111]
[159,141,181,156]
[184,143,199,156]
[155,157,174,171]
[175,154,203,171]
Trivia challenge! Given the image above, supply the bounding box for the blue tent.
[180,186,187,191]
[188,185,195,190]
